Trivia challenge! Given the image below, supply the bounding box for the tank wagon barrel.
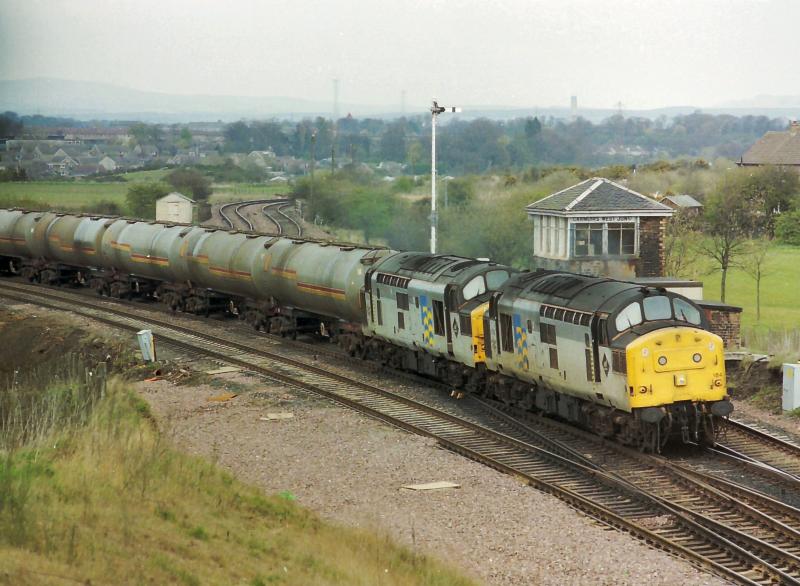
[0,208,392,329]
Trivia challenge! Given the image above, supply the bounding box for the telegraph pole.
[309,129,317,221]
[430,99,460,254]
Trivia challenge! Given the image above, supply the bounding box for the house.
[98,156,117,172]
[739,120,800,169]
[661,194,703,211]
[156,192,196,224]
[525,177,674,279]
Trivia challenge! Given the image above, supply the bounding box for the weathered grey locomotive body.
[0,208,731,450]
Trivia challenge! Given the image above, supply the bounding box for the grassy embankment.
[0,322,473,586]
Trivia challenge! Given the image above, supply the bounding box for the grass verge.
[0,364,473,586]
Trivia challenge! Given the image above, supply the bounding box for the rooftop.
[740,123,800,166]
[526,177,672,215]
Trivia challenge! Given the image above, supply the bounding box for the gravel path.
[139,375,727,586]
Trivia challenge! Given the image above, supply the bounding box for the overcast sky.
[1,0,797,110]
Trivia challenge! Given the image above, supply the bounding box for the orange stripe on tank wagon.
[130,253,170,266]
[272,267,297,280]
[296,282,346,299]
[0,237,25,243]
[208,266,252,280]
[110,240,132,251]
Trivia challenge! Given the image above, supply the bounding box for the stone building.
[156,192,196,224]
[525,177,673,279]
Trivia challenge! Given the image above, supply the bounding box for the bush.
[126,181,170,219]
[775,211,800,246]
[166,168,212,201]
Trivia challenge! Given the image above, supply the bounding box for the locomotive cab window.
[432,300,445,336]
[459,314,472,337]
[674,298,701,325]
[462,275,486,301]
[615,302,642,331]
[643,296,672,320]
[397,312,405,330]
[500,313,514,352]
[486,270,510,289]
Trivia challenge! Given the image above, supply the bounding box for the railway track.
[716,420,800,481]
[0,280,797,584]
[261,200,302,236]
[476,398,800,579]
[218,198,302,236]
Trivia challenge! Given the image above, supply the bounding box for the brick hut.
[525,177,673,279]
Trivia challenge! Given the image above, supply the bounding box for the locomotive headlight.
[657,356,667,366]
[692,353,702,363]
[714,379,722,387]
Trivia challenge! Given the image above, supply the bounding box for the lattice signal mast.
[430,99,460,254]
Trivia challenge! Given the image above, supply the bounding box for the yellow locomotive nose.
[625,327,728,410]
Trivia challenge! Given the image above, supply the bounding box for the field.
[0,174,291,212]
[691,244,800,333]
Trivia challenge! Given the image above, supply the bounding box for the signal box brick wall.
[635,217,666,278]
[698,301,742,350]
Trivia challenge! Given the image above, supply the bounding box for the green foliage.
[126,181,170,219]
[129,122,163,146]
[0,167,28,182]
[775,210,800,246]
[445,178,474,207]
[0,111,23,136]
[166,168,212,201]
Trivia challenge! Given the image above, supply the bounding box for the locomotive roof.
[503,270,658,314]
[375,251,512,284]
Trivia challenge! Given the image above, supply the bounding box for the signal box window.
[607,223,635,255]
[432,300,445,336]
[574,223,603,257]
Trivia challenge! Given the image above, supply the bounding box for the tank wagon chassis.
[10,254,329,339]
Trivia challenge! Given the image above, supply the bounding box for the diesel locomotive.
[0,208,732,451]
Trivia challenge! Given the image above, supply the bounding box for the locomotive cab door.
[589,314,608,383]
[444,284,457,356]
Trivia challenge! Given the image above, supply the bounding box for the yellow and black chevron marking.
[513,314,530,371]
[419,295,435,347]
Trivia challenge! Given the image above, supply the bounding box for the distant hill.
[0,78,392,122]
[1,78,798,123]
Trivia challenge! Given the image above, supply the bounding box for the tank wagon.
[0,208,732,451]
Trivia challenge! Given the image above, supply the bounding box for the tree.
[740,166,800,236]
[0,111,23,137]
[166,168,212,201]
[178,127,193,149]
[664,208,701,277]
[775,210,800,245]
[740,238,771,321]
[701,174,758,302]
[126,182,170,219]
